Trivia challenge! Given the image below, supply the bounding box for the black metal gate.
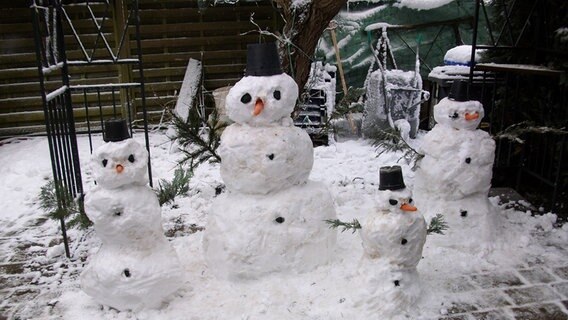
[31,0,152,257]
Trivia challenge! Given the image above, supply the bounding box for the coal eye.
[409,198,413,203]
[241,93,252,104]
[102,159,108,167]
[389,199,398,206]
[273,90,281,100]
[128,154,135,163]
[450,112,459,119]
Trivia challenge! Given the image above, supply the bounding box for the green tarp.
[315,0,482,89]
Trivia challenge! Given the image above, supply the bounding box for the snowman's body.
[81,138,183,311]
[203,60,337,280]
[219,123,313,195]
[358,186,427,318]
[414,97,497,246]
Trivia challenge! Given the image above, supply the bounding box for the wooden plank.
[135,19,273,35]
[0,91,118,112]
[0,33,115,53]
[0,77,120,96]
[134,34,260,49]
[0,105,121,126]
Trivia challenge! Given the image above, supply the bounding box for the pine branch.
[325,218,361,234]
[371,127,424,169]
[427,214,449,235]
[38,180,91,229]
[170,109,227,170]
[156,167,193,206]
[494,121,567,144]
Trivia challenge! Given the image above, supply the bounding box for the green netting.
[315,0,484,89]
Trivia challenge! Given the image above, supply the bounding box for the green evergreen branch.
[170,109,227,170]
[38,180,91,229]
[427,214,449,235]
[494,121,567,144]
[371,127,424,169]
[156,167,193,206]
[325,218,362,234]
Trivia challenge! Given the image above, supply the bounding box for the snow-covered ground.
[1,132,567,319]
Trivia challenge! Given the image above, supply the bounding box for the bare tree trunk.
[274,0,347,92]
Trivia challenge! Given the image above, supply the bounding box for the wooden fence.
[0,0,281,136]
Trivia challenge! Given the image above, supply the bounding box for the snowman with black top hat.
[413,80,498,249]
[203,42,337,280]
[357,166,427,319]
[81,119,183,311]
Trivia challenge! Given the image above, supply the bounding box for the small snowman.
[81,119,183,311]
[357,166,427,318]
[203,43,337,280]
[414,80,498,248]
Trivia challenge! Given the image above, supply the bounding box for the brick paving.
[437,266,568,320]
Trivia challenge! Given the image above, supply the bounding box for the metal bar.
[32,0,59,196]
[116,3,133,59]
[112,87,117,117]
[126,88,133,137]
[494,0,517,46]
[97,88,104,138]
[469,0,480,83]
[480,0,496,46]
[61,6,90,62]
[70,83,141,92]
[84,89,94,153]
[133,0,153,187]
[551,135,566,208]
[424,26,444,60]
[514,0,539,48]
[57,0,84,197]
[67,59,139,66]
[393,32,431,71]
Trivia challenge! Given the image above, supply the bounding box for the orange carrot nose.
[465,112,480,121]
[253,98,264,116]
[400,203,417,212]
[116,164,124,173]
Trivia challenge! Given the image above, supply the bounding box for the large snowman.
[357,166,427,319]
[413,80,498,247]
[203,42,337,280]
[81,119,183,311]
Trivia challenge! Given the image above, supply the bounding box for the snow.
[443,45,483,66]
[337,4,388,21]
[364,22,402,32]
[174,59,202,121]
[394,0,455,10]
[45,85,68,102]
[1,132,567,319]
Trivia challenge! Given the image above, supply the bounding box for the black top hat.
[448,80,469,102]
[379,165,406,191]
[103,119,130,142]
[245,42,283,77]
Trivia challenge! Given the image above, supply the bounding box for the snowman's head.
[376,188,417,214]
[225,73,298,126]
[91,139,149,189]
[434,97,484,130]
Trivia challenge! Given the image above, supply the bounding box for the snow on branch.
[494,121,567,144]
